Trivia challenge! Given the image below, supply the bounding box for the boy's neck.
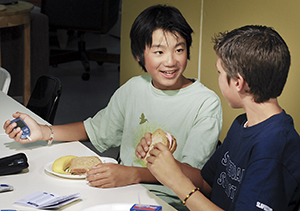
[169,76,194,90]
[244,98,282,127]
[181,77,194,89]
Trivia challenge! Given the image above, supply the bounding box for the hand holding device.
[4,112,45,144]
[10,118,31,140]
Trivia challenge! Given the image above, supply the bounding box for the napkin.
[14,191,80,209]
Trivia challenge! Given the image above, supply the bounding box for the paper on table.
[14,191,80,209]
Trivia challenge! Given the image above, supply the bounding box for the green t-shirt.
[84,75,222,209]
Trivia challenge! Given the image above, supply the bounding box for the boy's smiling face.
[143,29,188,90]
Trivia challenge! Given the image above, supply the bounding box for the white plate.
[44,156,118,179]
[82,203,133,211]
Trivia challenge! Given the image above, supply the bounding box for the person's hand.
[3,112,44,143]
[147,142,184,189]
[135,132,152,159]
[86,163,137,188]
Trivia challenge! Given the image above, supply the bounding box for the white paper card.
[14,191,80,209]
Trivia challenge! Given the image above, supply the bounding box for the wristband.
[45,125,54,145]
[182,187,200,205]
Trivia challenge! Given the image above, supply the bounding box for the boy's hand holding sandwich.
[136,129,177,164]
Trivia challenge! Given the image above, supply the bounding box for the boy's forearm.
[169,163,217,210]
[176,161,203,187]
[131,166,159,184]
[131,163,219,210]
[42,122,88,142]
[175,161,213,197]
[175,185,223,211]
[131,160,206,189]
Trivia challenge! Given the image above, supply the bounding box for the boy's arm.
[138,161,206,189]
[86,164,158,188]
[169,174,222,211]
[4,112,88,143]
[145,143,222,211]
[136,133,205,189]
[51,122,88,141]
[176,161,211,197]
[86,162,206,189]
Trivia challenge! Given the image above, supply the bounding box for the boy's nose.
[164,53,176,66]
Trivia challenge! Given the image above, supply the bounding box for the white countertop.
[0,91,176,210]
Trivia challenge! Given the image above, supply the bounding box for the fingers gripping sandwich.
[142,129,177,164]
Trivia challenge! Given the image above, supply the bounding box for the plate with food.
[44,155,118,179]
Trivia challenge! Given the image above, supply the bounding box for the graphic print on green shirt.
[139,113,148,124]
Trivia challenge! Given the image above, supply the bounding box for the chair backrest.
[41,0,120,33]
[0,67,11,94]
[26,75,62,124]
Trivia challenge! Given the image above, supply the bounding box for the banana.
[52,155,77,174]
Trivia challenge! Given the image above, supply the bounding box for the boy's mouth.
[161,70,176,75]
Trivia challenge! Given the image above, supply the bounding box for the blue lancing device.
[10,118,31,139]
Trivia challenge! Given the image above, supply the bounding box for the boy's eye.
[176,48,184,53]
[154,51,163,55]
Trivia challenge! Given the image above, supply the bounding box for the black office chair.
[41,0,120,81]
[26,75,62,124]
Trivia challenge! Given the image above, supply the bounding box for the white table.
[0,91,176,211]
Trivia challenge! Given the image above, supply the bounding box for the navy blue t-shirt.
[202,111,300,211]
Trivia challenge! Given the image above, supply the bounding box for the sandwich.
[142,129,177,164]
[69,156,102,175]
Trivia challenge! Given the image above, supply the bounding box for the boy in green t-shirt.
[4,5,222,210]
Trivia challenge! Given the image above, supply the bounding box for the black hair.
[130,4,193,72]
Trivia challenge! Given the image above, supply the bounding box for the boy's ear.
[235,73,246,92]
[136,56,140,62]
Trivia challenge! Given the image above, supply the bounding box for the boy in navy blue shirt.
[137,25,300,210]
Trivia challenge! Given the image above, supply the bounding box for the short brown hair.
[213,25,290,103]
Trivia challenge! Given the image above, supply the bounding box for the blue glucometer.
[10,118,31,139]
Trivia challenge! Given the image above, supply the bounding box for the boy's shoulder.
[119,75,150,91]
[125,75,151,85]
[234,111,299,142]
[234,110,296,129]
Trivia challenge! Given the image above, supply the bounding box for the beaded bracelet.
[46,125,54,145]
[182,187,200,205]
